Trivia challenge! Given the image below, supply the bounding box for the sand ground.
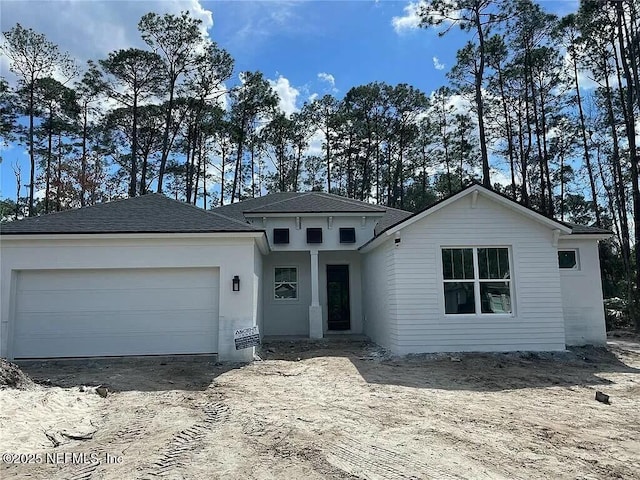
[1,337,639,480]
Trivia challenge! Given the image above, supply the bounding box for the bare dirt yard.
[1,336,639,480]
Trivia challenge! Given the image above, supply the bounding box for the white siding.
[362,241,396,350]
[367,194,567,354]
[558,238,607,345]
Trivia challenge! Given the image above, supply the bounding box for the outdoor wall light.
[232,275,240,292]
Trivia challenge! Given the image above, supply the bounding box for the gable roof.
[360,184,612,251]
[0,194,261,235]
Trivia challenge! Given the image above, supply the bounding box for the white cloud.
[1,0,213,84]
[433,56,445,71]
[392,0,461,35]
[392,1,423,34]
[317,72,335,87]
[308,93,319,102]
[268,75,300,117]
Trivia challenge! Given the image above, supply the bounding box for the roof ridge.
[243,192,311,212]
[313,192,386,211]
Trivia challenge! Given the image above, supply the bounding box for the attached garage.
[13,268,220,359]
[0,194,267,362]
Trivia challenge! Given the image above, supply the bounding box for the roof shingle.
[0,194,260,235]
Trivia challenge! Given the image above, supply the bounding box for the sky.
[0,0,580,201]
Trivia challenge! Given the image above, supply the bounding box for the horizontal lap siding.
[391,195,565,353]
[362,242,396,349]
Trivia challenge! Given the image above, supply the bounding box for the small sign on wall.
[234,326,261,350]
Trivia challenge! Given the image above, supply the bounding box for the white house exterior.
[0,185,610,361]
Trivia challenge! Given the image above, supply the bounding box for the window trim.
[440,246,514,317]
[274,266,298,301]
[558,248,580,270]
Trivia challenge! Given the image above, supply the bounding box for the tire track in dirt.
[325,436,462,480]
[62,408,156,480]
[140,402,229,479]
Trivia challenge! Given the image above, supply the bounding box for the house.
[0,184,611,362]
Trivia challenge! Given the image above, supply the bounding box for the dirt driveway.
[1,338,639,479]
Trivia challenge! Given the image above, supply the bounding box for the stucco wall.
[261,251,311,336]
[0,235,260,361]
[366,194,568,354]
[249,215,379,251]
[557,238,607,345]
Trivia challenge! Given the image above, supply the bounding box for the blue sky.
[0,0,579,200]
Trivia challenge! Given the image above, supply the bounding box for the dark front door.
[327,265,350,331]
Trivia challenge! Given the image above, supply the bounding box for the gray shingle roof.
[563,221,613,235]
[0,194,260,235]
[244,192,386,214]
[374,207,413,236]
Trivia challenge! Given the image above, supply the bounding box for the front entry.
[326,265,350,330]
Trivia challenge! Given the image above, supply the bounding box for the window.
[558,249,578,269]
[339,227,356,244]
[306,228,323,244]
[273,228,290,244]
[442,247,512,315]
[274,267,297,300]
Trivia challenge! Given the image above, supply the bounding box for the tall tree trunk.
[496,65,517,198]
[474,7,490,187]
[156,75,176,194]
[615,0,640,327]
[129,93,138,198]
[28,75,35,216]
[46,105,53,214]
[572,46,600,225]
[81,102,87,207]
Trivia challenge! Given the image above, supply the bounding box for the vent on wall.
[273,228,290,244]
[339,228,356,244]
[306,228,323,244]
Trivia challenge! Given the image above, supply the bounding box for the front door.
[327,265,350,331]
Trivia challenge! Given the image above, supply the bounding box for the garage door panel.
[17,288,216,313]
[13,268,220,358]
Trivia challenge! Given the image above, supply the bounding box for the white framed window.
[441,247,513,315]
[274,267,298,300]
[558,249,579,270]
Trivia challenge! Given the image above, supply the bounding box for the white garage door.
[13,268,219,358]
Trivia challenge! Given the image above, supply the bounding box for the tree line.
[0,0,638,326]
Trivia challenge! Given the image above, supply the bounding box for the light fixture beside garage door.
[232,275,240,291]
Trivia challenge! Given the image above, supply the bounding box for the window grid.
[274,267,298,300]
[442,247,513,315]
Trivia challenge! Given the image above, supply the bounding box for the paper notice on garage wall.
[234,326,261,350]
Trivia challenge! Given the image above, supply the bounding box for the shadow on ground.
[15,355,243,392]
[259,337,640,392]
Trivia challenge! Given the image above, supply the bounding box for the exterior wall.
[557,238,607,345]
[249,215,379,251]
[319,250,363,334]
[262,251,311,336]
[254,244,264,338]
[261,250,364,336]
[0,235,260,362]
[362,241,394,350]
[378,194,567,354]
